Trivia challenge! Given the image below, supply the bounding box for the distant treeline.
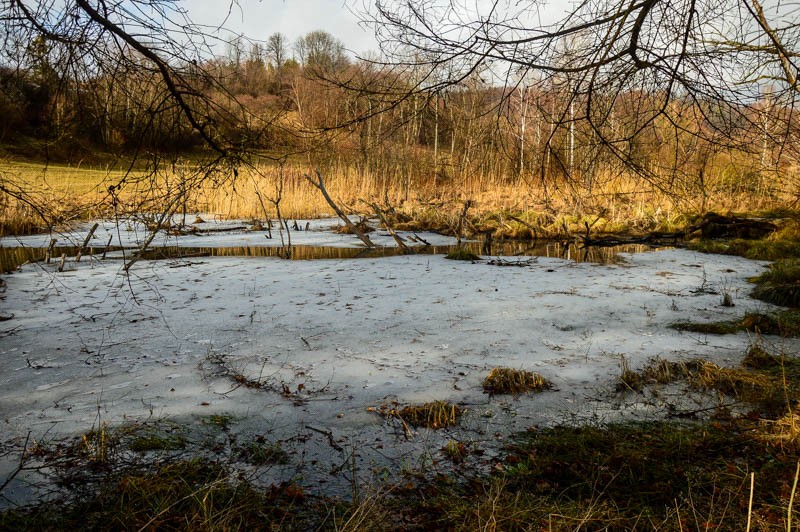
[2,29,798,200]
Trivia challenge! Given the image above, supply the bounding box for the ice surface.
[0,215,460,250]
[0,220,792,502]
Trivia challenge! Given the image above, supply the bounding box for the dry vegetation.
[372,400,464,432]
[6,346,800,531]
[3,157,796,241]
[5,3,800,529]
[483,367,552,395]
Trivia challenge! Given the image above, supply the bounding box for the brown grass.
[3,157,799,237]
[641,358,706,384]
[483,367,552,395]
[397,401,463,429]
[617,357,644,392]
[756,411,800,449]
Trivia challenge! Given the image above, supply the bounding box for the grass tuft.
[235,439,288,465]
[617,357,644,392]
[483,367,551,395]
[640,357,705,384]
[398,401,463,429]
[127,432,187,453]
[620,353,800,417]
[79,424,115,463]
[750,259,800,307]
[118,422,187,453]
[202,413,235,429]
[671,310,800,337]
[442,440,469,464]
[444,247,481,261]
[671,320,741,335]
[743,343,783,369]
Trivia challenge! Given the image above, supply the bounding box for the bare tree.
[0,0,277,253]
[362,0,800,197]
[295,30,350,73]
[266,32,288,69]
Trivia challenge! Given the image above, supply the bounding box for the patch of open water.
[1,240,655,273]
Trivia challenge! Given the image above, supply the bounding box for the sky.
[184,1,571,62]
[187,0,379,59]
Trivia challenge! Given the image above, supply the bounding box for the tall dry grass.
[1,156,798,237]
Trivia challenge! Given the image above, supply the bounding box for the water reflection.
[1,240,658,272]
[0,245,126,273]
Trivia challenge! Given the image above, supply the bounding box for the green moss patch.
[741,310,800,336]
[671,310,800,337]
[0,459,307,530]
[750,259,800,307]
[687,218,800,261]
[671,320,741,334]
[127,432,186,453]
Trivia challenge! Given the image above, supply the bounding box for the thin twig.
[0,431,31,495]
[788,462,799,531]
[746,471,754,532]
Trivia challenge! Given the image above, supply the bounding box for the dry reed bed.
[2,159,798,237]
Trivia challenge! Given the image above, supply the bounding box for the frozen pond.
[0,215,648,273]
[0,217,791,504]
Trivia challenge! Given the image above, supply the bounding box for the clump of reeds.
[442,440,469,463]
[743,343,783,369]
[617,358,644,392]
[640,358,705,384]
[0,206,44,236]
[79,423,114,463]
[398,401,462,429]
[483,367,551,395]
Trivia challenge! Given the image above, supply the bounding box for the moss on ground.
[671,309,800,337]
[749,259,800,307]
[687,217,800,261]
[127,431,187,453]
[0,458,309,530]
[671,320,742,335]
